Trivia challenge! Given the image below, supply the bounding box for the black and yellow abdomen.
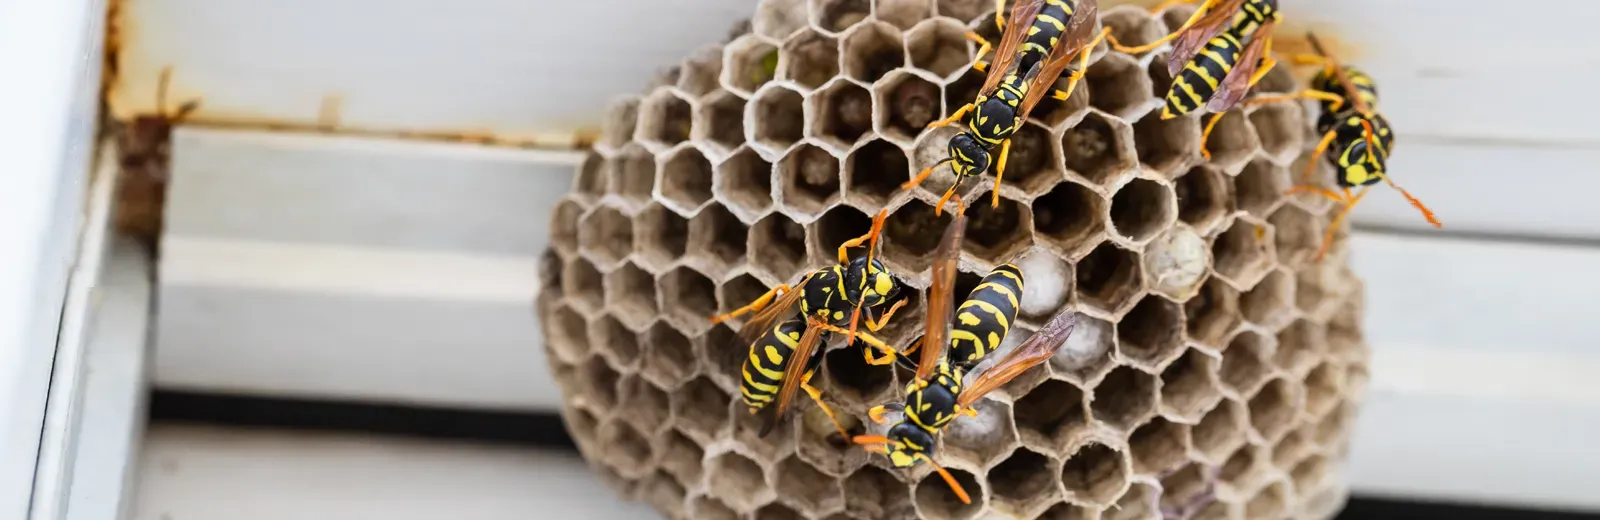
[1164,33,1245,118]
[1016,0,1077,73]
[948,264,1025,367]
[1312,66,1380,134]
[740,318,824,411]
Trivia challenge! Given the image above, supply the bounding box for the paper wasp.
[116,66,201,246]
[710,210,908,438]
[851,208,1082,504]
[902,0,1108,214]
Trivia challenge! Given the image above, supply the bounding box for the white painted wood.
[132,425,655,520]
[0,0,107,515]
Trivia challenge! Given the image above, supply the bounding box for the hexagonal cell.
[658,430,705,483]
[812,0,872,34]
[756,0,811,40]
[1244,481,1290,519]
[715,147,775,219]
[1268,204,1322,268]
[1272,424,1318,470]
[1085,53,1155,119]
[1219,330,1273,397]
[914,467,983,520]
[751,213,809,281]
[674,377,732,444]
[640,471,688,518]
[637,90,694,149]
[1102,5,1169,56]
[718,273,771,322]
[823,342,897,406]
[1060,441,1129,507]
[598,419,654,476]
[631,203,688,274]
[724,35,781,97]
[989,448,1060,513]
[551,199,586,255]
[845,139,911,207]
[565,405,599,448]
[574,154,606,202]
[577,357,621,410]
[906,18,970,78]
[941,398,1018,468]
[659,266,718,330]
[777,143,843,218]
[1210,217,1274,290]
[617,376,670,432]
[960,194,1031,263]
[878,0,934,29]
[844,466,914,519]
[1191,399,1247,463]
[1159,463,1218,519]
[1159,348,1223,423]
[1218,445,1273,497]
[1029,73,1092,129]
[1290,454,1332,497]
[1129,417,1190,477]
[1235,159,1288,218]
[795,407,871,477]
[874,71,941,145]
[1249,102,1305,162]
[841,21,906,83]
[1304,362,1345,419]
[605,262,659,329]
[1032,181,1106,257]
[883,198,955,271]
[1184,277,1240,347]
[756,502,807,520]
[942,66,984,116]
[561,258,604,314]
[687,204,749,273]
[678,46,725,98]
[648,66,683,93]
[1075,242,1143,316]
[1172,165,1231,233]
[1116,297,1184,372]
[1105,482,1160,520]
[690,495,741,520]
[1199,110,1258,170]
[546,306,591,364]
[698,91,748,152]
[1013,378,1088,451]
[1275,319,1327,378]
[1142,225,1207,301]
[752,85,808,157]
[1089,365,1157,432]
[1062,111,1137,186]
[1133,113,1200,177]
[999,121,1064,195]
[607,146,657,208]
[783,29,843,90]
[599,98,640,149]
[636,323,694,388]
[591,316,642,370]
[578,206,633,268]
[1314,402,1355,448]
[774,455,845,513]
[1239,268,1293,331]
[1107,177,1175,244]
[700,323,746,393]
[707,449,775,512]
[934,0,987,22]
[1051,315,1115,385]
[811,79,875,149]
[1040,502,1098,520]
[815,205,873,261]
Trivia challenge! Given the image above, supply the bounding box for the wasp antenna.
[920,453,972,504]
[1305,31,1328,57]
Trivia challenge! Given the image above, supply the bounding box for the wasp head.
[946,133,991,179]
[882,421,935,468]
[844,256,900,308]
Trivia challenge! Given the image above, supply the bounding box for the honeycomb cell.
[1268,204,1322,268]
[751,85,808,155]
[691,495,742,520]
[608,146,657,209]
[751,213,810,282]
[1290,454,1331,497]
[941,398,1018,468]
[546,306,590,365]
[1219,330,1273,397]
[778,143,844,219]
[636,321,694,390]
[658,430,706,483]
[844,139,911,207]
[649,66,683,92]
[1085,53,1156,120]
[1172,164,1231,234]
[591,316,642,371]
[561,258,604,314]
[679,46,725,98]
[1128,417,1189,477]
[1210,216,1274,290]
[1115,295,1184,372]
[1105,482,1160,520]
[756,503,806,520]
[942,68,984,121]
[756,0,811,40]
[1183,277,1240,348]
[1030,75,1092,129]
[1060,441,1129,507]
[1218,445,1272,497]
[960,194,1032,263]
[1108,177,1175,244]
[566,406,599,450]
[1101,6,1168,57]
[812,0,871,34]
[1142,225,1207,300]
[1012,378,1088,452]
[988,448,1060,514]
[795,407,870,477]
[698,91,748,153]
[600,97,640,150]
[1074,242,1143,316]
[715,147,775,220]
[659,266,718,331]
[1239,268,1293,331]
[618,376,670,433]
[724,35,782,97]
[727,400,795,464]
[906,18,971,78]
[934,0,987,23]
[1272,426,1317,470]
[637,89,695,149]
[1235,159,1288,218]
[1032,181,1106,258]
[1040,502,1098,520]
[1315,402,1355,448]
[877,0,934,30]
[579,206,634,268]
[633,204,689,272]
[687,204,750,273]
[675,377,733,445]
[574,154,606,202]
[815,206,873,262]
[578,357,621,410]
[1244,480,1290,519]
[1304,362,1345,419]
[1191,400,1248,463]
[883,198,955,271]
[823,343,896,406]
[659,146,715,215]
[1014,249,1073,322]
[1050,315,1115,385]
[873,71,941,146]
[1000,121,1065,196]
[641,471,688,518]
[700,323,745,393]
[708,449,776,512]
[1275,321,1324,382]
[914,467,984,520]
[1089,366,1157,432]
[1159,348,1223,423]
[1133,113,1200,178]
[598,420,654,476]
[1158,463,1216,519]
[1249,102,1305,163]
[1061,111,1137,186]
[841,21,906,83]
[718,274,770,318]
[844,466,914,520]
[811,79,875,150]
[1199,111,1258,172]
[783,29,843,90]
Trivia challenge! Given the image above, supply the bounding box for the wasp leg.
[928,103,974,130]
[990,138,1013,208]
[866,299,908,332]
[868,404,904,424]
[1242,89,1346,112]
[1199,112,1227,161]
[710,283,793,324]
[968,31,994,72]
[837,222,880,264]
[1055,28,1109,108]
[1292,129,1340,185]
[1314,186,1367,261]
[802,375,853,439]
[1107,0,1219,54]
[935,179,964,217]
[830,325,900,366]
[994,0,1006,32]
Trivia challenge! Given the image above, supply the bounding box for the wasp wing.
[1166,0,1247,77]
[1305,32,1371,115]
[735,274,811,347]
[957,308,1080,408]
[1016,0,1099,121]
[916,212,968,381]
[978,0,1048,95]
[1204,21,1276,113]
[758,320,827,437]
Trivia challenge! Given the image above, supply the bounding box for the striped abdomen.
[948,264,1025,367]
[1015,0,1076,74]
[740,318,823,411]
[1163,33,1245,118]
[1312,66,1380,134]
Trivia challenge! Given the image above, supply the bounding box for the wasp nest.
[537,1,1369,518]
